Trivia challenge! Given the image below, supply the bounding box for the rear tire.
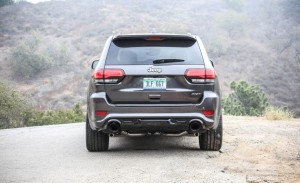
[199,115,223,151]
[86,115,109,152]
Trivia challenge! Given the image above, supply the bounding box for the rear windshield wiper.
[153,59,185,64]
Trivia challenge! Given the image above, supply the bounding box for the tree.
[11,32,70,79]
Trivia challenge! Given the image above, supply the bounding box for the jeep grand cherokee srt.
[86,34,222,151]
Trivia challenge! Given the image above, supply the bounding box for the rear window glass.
[105,38,204,65]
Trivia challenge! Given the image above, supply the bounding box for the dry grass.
[264,106,294,120]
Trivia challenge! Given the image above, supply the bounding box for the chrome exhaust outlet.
[189,119,203,133]
[107,119,121,133]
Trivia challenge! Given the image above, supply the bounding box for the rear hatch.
[103,35,209,104]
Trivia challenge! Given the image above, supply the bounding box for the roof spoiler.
[112,34,197,41]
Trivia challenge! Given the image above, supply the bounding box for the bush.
[0,82,84,129]
[0,0,13,7]
[23,103,84,127]
[217,11,249,38]
[11,33,70,79]
[0,82,29,128]
[264,106,294,120]
[223,81,269,116]
[46,44,70,66]
[207,36,229,57]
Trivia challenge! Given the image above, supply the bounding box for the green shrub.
[23,103,84,127]
[223,81,269,116]
[0,82,84,129]
[12,44,53,78]
[11,33,69,79]
[264,106,294,120]
[0,0,13,7]
[0,82,29,128]
[46,44,70,66]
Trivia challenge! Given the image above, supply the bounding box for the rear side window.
[105,38,204,65]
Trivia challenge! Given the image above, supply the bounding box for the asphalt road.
[0,116,299,183]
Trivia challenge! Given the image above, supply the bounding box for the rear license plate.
[143,78,166,90]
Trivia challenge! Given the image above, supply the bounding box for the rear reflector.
[201,110,214,116]
[95,110,108,117]
[185,68,216,83]
[93,69,125,83]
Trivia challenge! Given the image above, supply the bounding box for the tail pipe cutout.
[189,119,204,133]
[107,119,121,133]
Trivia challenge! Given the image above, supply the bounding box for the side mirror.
[91,60,99,69]
[210,59,214,67]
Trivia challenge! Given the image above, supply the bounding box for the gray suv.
[86,34,222,151]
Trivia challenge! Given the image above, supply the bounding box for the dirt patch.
[219,116,300,183]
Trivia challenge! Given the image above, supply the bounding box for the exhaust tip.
[107,120,121,133]
[189,120,203,132]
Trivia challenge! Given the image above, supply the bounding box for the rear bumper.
[88,91,220,133]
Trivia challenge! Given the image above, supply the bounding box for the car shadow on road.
[85,136,223,159]
[108,136,201,152]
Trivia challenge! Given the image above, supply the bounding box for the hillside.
[0,0,299,115]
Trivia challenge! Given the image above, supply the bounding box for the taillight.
[93,69,125,83]
[145,37,164,41]
[201,110,214,117]
[184,68,216,83]
[95,110,108,117]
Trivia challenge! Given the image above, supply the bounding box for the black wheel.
[86,115,109,152]
[199,115,223,151]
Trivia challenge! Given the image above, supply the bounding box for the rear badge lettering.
[191,93,202,96]
[147,67,162,73]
